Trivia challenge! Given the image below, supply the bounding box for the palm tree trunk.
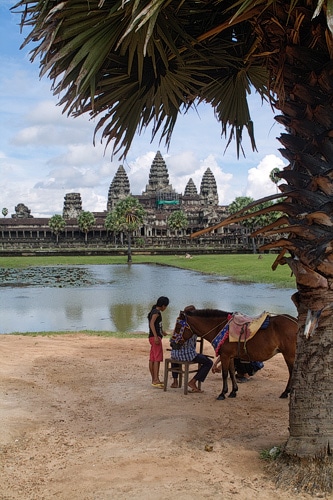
[278,84,333,457]
[248,3,333,463]
[285,291,333,458]
[251,237,256,254]
[263,11,333,458]
[127,231,132,263]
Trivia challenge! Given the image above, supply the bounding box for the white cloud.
[1,7,290,218]
[167,152,234,204]
[126,151,156,194]
[12,100,94,147]
[1,144,287,218]
[49,143,107,168]
[245,154,287,200]
[26,101,72,124]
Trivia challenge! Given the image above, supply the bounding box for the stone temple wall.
[1,151,261,251]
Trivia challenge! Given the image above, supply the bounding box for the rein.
[183,314,229,341]
[172,312,231,350]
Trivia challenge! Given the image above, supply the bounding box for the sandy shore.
[0,334,322,500]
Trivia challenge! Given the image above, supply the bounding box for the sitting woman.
[170,335,213,393]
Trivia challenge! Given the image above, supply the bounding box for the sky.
[1,2,287,218]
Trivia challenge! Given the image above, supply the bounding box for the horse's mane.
[184,308,230,318]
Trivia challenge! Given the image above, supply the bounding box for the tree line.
[46,194,281,261]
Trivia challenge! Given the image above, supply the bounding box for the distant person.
[212,356,264,381]
[148,296,169,388]
[234,359,264,381]
[170,334,213,393]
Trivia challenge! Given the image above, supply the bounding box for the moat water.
[0,264,297,334]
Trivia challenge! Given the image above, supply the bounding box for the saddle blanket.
[228,311,269,342]
[212,324,229,355]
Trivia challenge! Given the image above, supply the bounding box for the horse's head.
[171,306,231,348]
[170,309,195,349]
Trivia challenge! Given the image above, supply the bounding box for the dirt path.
[0,335,325,500]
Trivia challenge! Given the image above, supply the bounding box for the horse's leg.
[280,356,294,398]
[216,355,230,401]
[228,358,238,398]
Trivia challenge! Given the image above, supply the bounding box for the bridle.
[177,317,193,335]
[174,312,229,344]
[171,316,194,345]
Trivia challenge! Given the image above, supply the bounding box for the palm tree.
[48,214,66,244]
[11,0,333,489]
[229,196,257,252]
[2,208,8,217]
[269,167,281,193]
[105,211,122,245]
[113,196,145,263]
[77,211,96,244]
[228,197,281,253]
[167,210,188,245]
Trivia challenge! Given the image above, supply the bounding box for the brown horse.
[171,306,298,400]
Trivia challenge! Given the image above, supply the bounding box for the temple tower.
[107,165,131,211]
[143,151,174,194]
[200,168,219,206]
[182,177,201,206]
[184,178,198,196]
[11,203,33,218]
[63,193,82,219]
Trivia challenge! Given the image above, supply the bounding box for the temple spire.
[143,151,174,194]
[107,165,131,211]
[63,193,82,219]
[184,178,198,196]
[200,168,218,205]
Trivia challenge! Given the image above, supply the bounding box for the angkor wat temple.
[1,151,251,252]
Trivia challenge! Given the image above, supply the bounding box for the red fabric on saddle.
[212,324,230,355]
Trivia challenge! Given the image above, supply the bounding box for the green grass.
[260,446,282,460]
[0,253,295,288]
[0,255,123,268]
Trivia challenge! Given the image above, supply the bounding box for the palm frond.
[12,0,274,158]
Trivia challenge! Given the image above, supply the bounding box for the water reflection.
[109,303,147,332]
[0,264,297,334]
[65,303,83,321]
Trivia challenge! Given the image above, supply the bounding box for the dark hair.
[148,296,169,318]
[156,296,169,307]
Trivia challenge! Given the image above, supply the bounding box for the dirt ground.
[0,334,329,500]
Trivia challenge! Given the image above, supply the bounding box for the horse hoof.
[228,391,237,398]
[216,393,225,400]
[279,392,289,399]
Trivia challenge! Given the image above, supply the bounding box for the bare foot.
[188,380,201,392]
[190,387,203,393]
[171,382,178,388]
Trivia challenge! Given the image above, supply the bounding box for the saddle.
[228,311,268,342]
